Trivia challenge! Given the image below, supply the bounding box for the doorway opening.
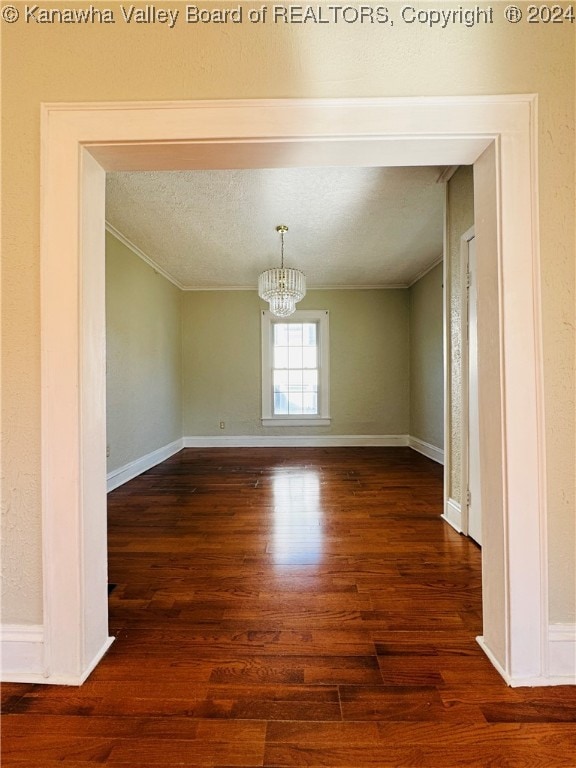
[39,97,547,686]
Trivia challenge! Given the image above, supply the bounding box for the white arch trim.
[15,97,557,684]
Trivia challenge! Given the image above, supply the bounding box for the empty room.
[2,6,575,768]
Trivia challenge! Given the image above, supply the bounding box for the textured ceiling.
[105,166,445,290]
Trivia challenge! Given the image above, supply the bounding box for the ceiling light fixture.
[258,225,306,317]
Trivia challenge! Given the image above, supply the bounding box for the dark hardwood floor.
[2,447,575,766]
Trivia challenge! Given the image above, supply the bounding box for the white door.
[467,236,482,545]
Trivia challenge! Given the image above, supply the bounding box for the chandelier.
[258,225,306,317]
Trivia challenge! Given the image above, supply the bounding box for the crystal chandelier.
[258,225,306,317]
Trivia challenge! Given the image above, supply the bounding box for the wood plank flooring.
[2,447,575,766]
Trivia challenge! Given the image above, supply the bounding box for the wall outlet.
[219,421,225,430]
[106,445,110,457]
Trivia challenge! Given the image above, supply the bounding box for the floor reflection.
[272,468,323,566]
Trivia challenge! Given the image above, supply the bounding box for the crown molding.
[407,255,443,287]
[105,222,186,290]
[104,228,414,291]
[436,165,459,184]
[105,225,436,293]
[181,284,410,291]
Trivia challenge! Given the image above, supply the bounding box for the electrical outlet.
[106,445,110,457]
[219,421,225,430]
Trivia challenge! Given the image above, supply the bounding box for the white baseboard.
[408,435,444,464]
[106,435,444,465]
[77,636,115,685]
[1,626,114,685]
[183,434,410,448]
[442,497,463,533]
[105,433,445,489]
[1,624,44,680]
[477,627,576,687]
[107,438,184,492]
[548,623,576,681]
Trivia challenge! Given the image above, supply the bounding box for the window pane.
[274,324,289,345]
[273,370,289,415]
[274,369,289,390]
[287,324,303,346]
[288,393,303,414]
[302,393,318,414]
[274,346,289,369]
[288,369,303,393]
[288,346,303,369]
[274,391,289,415]
[303,369,318,392]
[303,323,317,346]
[302,347,317,369]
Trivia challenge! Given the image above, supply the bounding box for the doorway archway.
[39,97,547,685]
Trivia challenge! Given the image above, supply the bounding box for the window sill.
[261,418,331,428]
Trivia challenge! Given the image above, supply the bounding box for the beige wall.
[1,6,574,623]
[106,231,182,473]
[409,263,444,450]
[182,290,410,436]
[446,166,475,503]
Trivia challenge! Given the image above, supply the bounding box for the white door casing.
[461,230,482,546]
[35,97,548,686]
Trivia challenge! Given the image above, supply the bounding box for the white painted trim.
[460,226,476,539]
[442,180,452,546]
[183,435,409,449]
[548,624,576,681]
[442,498,464,534]
[106,144,467,295]
[531,93,551,692]
[294,284,410,291]
[105,222,185,290]
[478,631,576,687]
[107,438,184,492]
[436,165,459,184]
[1,625,45,680]
[76,636,115,685]
[409,436,444,464]
[407,255,443,288]
[103,227,416,291]
[183,284,411,291]
[476,635,516,686]
[261,418,332,428]
[1,631,114,686]
[37,95,549,687]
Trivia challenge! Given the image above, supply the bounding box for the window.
[261,310,330,426]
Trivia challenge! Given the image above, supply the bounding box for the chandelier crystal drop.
[258,225,306,317]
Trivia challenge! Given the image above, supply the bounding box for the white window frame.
[261,309,330,427]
